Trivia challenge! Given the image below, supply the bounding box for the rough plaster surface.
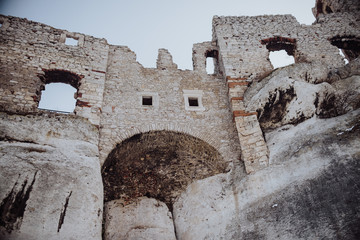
[173,109,360,239]
[0,113,102,240]
[104,197,176,240]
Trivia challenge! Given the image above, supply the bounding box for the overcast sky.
[0,0,316,111]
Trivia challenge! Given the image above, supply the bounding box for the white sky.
[0,0,316,111]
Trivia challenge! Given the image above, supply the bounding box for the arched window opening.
[330,36,360,62]
[38,69,82,113]
[261,36,296,69]
[38,83,77,113]
[205,49,219,75]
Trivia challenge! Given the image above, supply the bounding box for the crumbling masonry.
[0,0,359,239]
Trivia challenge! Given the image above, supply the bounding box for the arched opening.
[261,36,296,69]
[38,83,77,112]
[269,50,295,69]
[37,69,82,113]
[102,130,226,210]
[330,36,360,62]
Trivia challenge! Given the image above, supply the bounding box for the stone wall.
[1,1,360,238]
[313,0,360,22]
[98,45,241,169]
[0,15,108,125]
[212,14,359,80]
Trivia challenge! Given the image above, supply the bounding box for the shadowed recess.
[102,131,226,209]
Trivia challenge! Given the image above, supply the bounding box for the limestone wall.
[0,15,108,125]
[313,0,360,22]
[213,14,359,80]
[0,3,359,239]
[98,45,241,168]
[0,112,102,239]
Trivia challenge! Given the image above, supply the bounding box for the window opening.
[142,96,153,106]
[261,36,296,69]
[330,36,360,61]
[38,83,77,113]
[188,97,199,107]
[183,90,205,111]
[0,23,2,28]
[205,50,218,75]
[206,58,215,74]
[65,37,78,46]
[38,69,81,113]
[269,50,295,69]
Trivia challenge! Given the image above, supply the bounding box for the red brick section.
[91,69,106,74]
[231,97,244,101]
[228,82,249,88]
[76,100,91,107]
[260,36,296,45]
[226,76,248,81]
[233,110,257,121]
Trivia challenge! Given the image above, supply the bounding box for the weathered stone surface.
[173,109,360,239]
[245,76,335,129]
[104,197,176,240]
[0,113,102,240]
[332,75,360,114]
[0,1,359,238]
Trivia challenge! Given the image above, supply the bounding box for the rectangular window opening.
[142,96,153,106]
[65,37,78,46]
[206,57,215,74]
[188,97,199,107]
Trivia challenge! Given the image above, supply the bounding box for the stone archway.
[102,130,227,209]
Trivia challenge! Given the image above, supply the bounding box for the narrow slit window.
[206,57,215,74]
[142,96,153,106]
[188,97,199,107]
[65,37,78,46]
[205,49,218,74]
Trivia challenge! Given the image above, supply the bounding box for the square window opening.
[142,96,153,106]
[188,97,199,107]
[65,37,78,46]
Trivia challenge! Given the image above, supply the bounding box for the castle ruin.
[0,0,359,239]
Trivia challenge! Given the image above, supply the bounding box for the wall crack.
[57,191,72,233]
